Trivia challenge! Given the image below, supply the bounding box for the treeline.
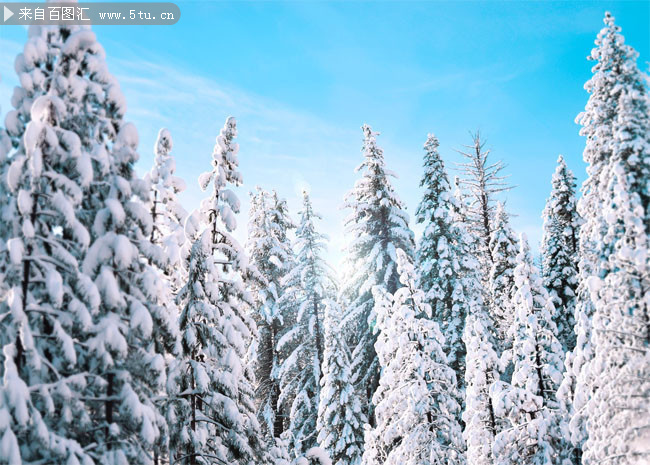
[0,11,647,465]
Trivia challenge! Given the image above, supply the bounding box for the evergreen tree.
[0,25,173,465]
[247,188,296,439]
[462,305,500,465]
[456,132,513,273]
[363,249,465,465]
[316,299,365,465]
[278,191,334,458]
[487,202,519,349]
[575,13,650,464]
[415,133,483,391]
[340,124,415,422]
[142,128,187,463]
[492,236,570,465]
[541,155,580,353]
[145,128,188,291]
[0,95,96,464]
[562,13,650,463]
[172,117,263,465]
[77,122,171,464]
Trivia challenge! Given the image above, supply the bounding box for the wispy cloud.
[104,49,361,266]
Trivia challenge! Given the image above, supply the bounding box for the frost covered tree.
[0,23,175,464]
[560,13,650,464]
[415,133,483,390]
[316,299,365,465]
[541,155,580,353]
[247,188,296,439]
[492,236,570,465]
[145,128,188,291]
[172,117,263,465]
[0,95,96,464]
[456,132,513,273]
[49,26,182,462]
[462,304,500,465]
[143,128,187,463]
[573,13,650,465]
[340,124,415,422]
[77,120,177,464]
[363,249,465,465]
[487,202,519,349]
[278,191,334,458]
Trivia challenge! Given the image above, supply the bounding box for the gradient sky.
[1,0,649,265]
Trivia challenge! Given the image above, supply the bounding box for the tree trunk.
[106,372,115,448]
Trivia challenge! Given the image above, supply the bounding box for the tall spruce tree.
[278,191,334,458]
[561,13,650,464]
[574,13,650,464]
[172,117,263,465]
[487,202,519,349]
[0,25,175,464]
[362,249,465,465]
[340,124,415,423]
[247,188,296,440]
[462,304,500,465]
[0,95,96,464]
[456,133,513,273]
[143,128,187,463]
[541,155,580,354]
[492,236,570,465]
[80,119,179,464]
[316,299,365,465]
[146,128,188,292]
[415,133,483,391]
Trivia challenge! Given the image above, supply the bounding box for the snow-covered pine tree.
[492,235,570,465]
[456,132,513,274]
[541,155,580,354]
[278,191,334,458]
[1,22,174,464]
[560,13,650,464]
[340,124,415,423]
[0,95,96,464]
[316,299,365,465]
[39,25,182,463]
[145,128,188,291]
[575,13,650,464]
[172,117,263,465]
[247,188,296,441]
[143,128,187,464]
[462,304,500,465]
[415,133,483,391]
[78,120,176,464]
[487,202,519,349]
[363,249,465,465]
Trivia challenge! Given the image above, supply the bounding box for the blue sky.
[1,1,649,265]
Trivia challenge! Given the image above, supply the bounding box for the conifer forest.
[0,5,648,465]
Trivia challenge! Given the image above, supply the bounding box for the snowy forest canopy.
[0,9,648,465]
